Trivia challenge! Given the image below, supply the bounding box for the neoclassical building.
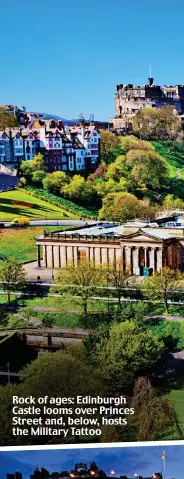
[35,223,184,276]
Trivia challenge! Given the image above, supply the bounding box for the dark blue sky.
[1,0,184,120]
[0,445,183,479]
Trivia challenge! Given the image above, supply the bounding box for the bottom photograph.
[0,444,182,479]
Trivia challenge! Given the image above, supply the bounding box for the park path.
[0,326,91,336]
[146,314,184,322]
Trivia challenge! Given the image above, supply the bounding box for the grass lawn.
[152,141,184,172]
[0,190,79,220]
[167,388,184,435]
[0,225,70,263]
[20,295,117,311]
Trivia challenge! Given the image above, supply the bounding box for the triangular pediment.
[120,228,167,242]
[121,233,161,243]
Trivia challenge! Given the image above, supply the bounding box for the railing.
[45,233,119,242]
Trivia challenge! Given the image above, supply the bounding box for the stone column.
[37,245,41,268]
[90,247,94,263]
[157,248,163,271]
[95,247,101,264]
[60,246,67,267]
[53,246,60,268]
[101,247,108,265]
[66,246,73,264]
[150,248,155,272]
[134,247,139,269]
[144,247,147,268]
[47,245,53,268]
[43,245,47,267]
[125,246,131,271]
[109,248,115,265]
[73,246,78,267]
[116,248,123,267]
[45,246,48,267]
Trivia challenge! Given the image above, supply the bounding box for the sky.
[1,0,184,121]
[0,444,183,479]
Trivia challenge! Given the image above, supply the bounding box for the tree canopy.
[132,377,180,440]
[141,267,184,313]
[43,171,69,195]
[0,112,18,129]
[0,260,26,303]
[55,260,105,317]
[98,192,156,222]
[100,130,121,163]
[132,106,181,141]
[91,321,165,390]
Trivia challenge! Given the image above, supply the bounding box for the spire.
[148,63,154,87]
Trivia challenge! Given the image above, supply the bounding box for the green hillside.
[151,141,184,199]
[0,190,78,220]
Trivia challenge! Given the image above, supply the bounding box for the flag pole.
[162,452,166,479]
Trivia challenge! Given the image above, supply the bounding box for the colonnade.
[37,242,163,275]
[123,245,163,273]
[37,244,123,269]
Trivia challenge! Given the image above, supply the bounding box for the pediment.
[121,234,161,243]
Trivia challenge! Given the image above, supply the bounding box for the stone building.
[35,224,184,276]
[109,77,184,130]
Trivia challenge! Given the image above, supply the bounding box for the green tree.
[0,260,26,303]
[0,112,18,129]
[17,176,27,187]
[0,351,104,446]
[125,149,169,191]
[100,130,121,163]
[93,321,165,390]
[163,194,184,210]
[141,267,184,313]
[62,175,96,203]
[20,161,33,180]
[131,377,180,440]
[20,153,45,180]
[106,155,126,182]
[32,170,46,185]
[98,192,155,222]
[55,260,105,318]
[133,106,181,141]
[43,171,69,195]
[120,135,154,153]
[31,153,45,170]
[87,164,107,181]
[62,175,85,200]
[95,178,128,198]
[108,261,131,310]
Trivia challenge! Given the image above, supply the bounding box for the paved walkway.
[146,314,184,322]
[0,326,90,336]
[24,261,56,280]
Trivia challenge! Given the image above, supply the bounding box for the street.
[0,173,18,191]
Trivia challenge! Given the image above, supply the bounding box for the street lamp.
[111,471,115,477]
